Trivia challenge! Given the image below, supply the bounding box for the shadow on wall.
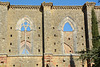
[70,54,75,67]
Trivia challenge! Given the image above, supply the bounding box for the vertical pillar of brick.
[0,55,7,67]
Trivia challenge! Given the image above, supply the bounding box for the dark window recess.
[53,27,55,29]
[10,27,12,29]
[10,34,12,37]
[13,65,15,67]
[82,43,84,45]
[63,59,65,62]
[1,61,4,63]
[55,49,56,52]
[46,64,49,67]
[82,65,84,67]
[68,38,70,40]
[56,65,58,67]
[36,64,38,66]
[38,34,40,37]
[38,49,40,52]
[2,38,5,40]
[92,64,95,67]
[54,42,56,45]
[81,36,83,38]
[9,49,11,52]
[81,27,83,30]
[10,43,12,45]
[54,34,57,37]
[39,27,40,29]
[28,37,29,39]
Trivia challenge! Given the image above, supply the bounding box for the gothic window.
[63,22,73,54]
[22,49,29,54]
[59,17,77,54]
[63,22,73,32]
[21,22,31,31]
[20,21,32,55]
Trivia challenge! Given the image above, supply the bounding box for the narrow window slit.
[38,34,40,37]
[81,36,83,38]
[36,64,38,66]
[10,43,12,45]
[53,27,55,29]
[9,49,11,52]
[10,34,12,37]
[82,43,84,45]
[54,42,56,45]
[68,38,70,40]
[13,64,15,67]
[54,34,57,37]
[56,65,58,67]
[10,27,12,29]
[54,49,56,52]
[39,27,40,29]
[38,49,40,52]
[1,61,4,63]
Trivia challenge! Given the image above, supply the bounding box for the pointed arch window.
[58,17,77,54]
[21,22,31,31]
[63,22,74,54]
[63,22,73,31]
[22,49,29,54]
[20,21,32,55]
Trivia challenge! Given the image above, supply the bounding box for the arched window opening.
[21,22,31,31]
[63,22,74,54]
[20,21,32,55]
[59,17,77,54]
[63,22,73,31]
[22,49,29,54]
[20,40,31,54]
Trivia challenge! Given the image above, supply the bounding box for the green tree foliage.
[79,47,100,67]
[91,9,99,48]
[78,9,100,67]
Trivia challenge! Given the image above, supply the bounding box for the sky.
[0,0,100,6]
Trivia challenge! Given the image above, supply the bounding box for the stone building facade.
[0,1,100,67]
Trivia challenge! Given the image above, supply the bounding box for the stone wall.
[7,56,42,67]
[0,1,100,67]
[42,2,86,54]
[0,4,9,54]
[6,6,43,56]
[44,54,87,67]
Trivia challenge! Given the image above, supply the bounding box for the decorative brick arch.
[58,16,78,54]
